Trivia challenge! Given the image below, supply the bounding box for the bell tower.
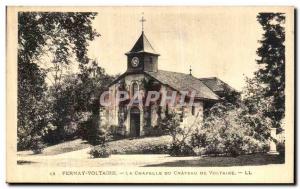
[125,16,159,73]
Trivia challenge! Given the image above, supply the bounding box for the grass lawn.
[107,135,172,154]
[17,139,91,156]
[17,135,172,156]
[43,139,91,155]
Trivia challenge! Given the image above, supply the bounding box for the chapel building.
[101,29,237,137]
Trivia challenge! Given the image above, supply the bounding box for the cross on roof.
[140,14,146,31]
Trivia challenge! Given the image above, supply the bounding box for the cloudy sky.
[87,7,265,91]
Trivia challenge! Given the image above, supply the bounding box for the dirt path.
[17,150,199,167]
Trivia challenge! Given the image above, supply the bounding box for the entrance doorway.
[130,107,140,137]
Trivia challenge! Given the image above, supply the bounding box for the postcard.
[6,6,294,184]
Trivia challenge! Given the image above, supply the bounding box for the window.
[132,82,139,97]
[192,106,195,116]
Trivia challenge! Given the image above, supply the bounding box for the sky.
[87,7,265,91]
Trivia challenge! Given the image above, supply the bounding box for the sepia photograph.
[6,6,294,184]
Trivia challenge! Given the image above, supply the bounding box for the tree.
[75,60,114,143]
[255,13,285,128]
[243,77,274,140]
[45,60,115,144]
[18,12,99,150]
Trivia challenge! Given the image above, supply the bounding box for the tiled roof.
[145,70,219,100]
[199,77,236,93]
[126,32,159,55]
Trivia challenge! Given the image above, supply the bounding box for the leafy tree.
[19,12,99,65]
[18,12,99,150]
[45,74,81,143]
[45,60,115,144]
[76,61,114,143]
[255,13,285,128]
[242,81,273,140]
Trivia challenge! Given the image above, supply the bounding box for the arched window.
[132,82,139,97]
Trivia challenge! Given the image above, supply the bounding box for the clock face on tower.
[131,57,140,67]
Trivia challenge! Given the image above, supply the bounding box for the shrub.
[89,127,111,158]
[191,103,269,157]
[140,142,169,154]
[30,135,45,154]
[107,124,127,140]
[89,146,111,158]
[93,128,111,145]
[158,111,181,137]
[160,111,202,157]
[277,141,285,156]
[169,142,195,157]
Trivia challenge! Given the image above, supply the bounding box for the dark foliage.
[89,128,111,158]
[18,12,100,150]
[191,103,270,157]
[89,146,111,158]
[46,61,114,144]
[169,142,196,157]
[277,141,285,156]
[255,13,285,128]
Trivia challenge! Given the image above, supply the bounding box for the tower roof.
[126,32,159,55]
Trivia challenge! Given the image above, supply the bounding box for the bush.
[30,136,45,154]
[158,111,181,137]
[169,142,195,157]
[89,146,111,158]
[93,128,111,145]
[140,142,169,154]
[191,103,269,157]
[88,127,111,158]
[159,111,202,157]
